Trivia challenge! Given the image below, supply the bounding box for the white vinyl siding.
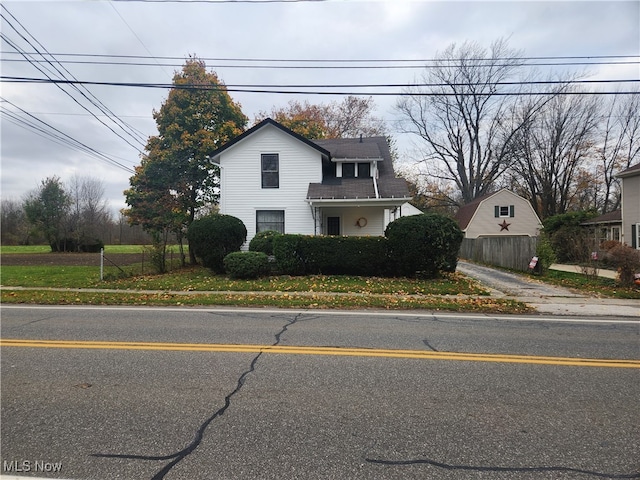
[321,207,384,236]
[218,124,322,247]
[621,175,640,248]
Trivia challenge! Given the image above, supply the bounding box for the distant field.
[0,244,186,254]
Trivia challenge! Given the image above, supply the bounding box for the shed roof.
[617,162,640,178]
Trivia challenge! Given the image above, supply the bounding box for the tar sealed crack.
[93,313,303,479]
[365,457,640,479]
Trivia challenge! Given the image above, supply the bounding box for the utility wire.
[1,98,136,173]
[108,1,173,78]
[2,75,638,96]
[2,56,639,70]
[1,5,148,148]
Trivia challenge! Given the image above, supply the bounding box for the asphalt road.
[1,306,639,480]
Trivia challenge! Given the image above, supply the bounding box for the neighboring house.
[398,201,423,218]
[581,210,622,246]
[454,188,542,238]
[617,162,640,249]
[210,118,411,246]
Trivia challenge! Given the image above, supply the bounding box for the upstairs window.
[342,162,356,178]
[261,154,279,188]
[357,162,371,178]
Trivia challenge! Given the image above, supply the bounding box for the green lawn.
[3,245,636,311]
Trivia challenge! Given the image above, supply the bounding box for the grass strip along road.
[2,338,638,369]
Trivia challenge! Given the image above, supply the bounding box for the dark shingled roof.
[454,192,495,230]
[581,209,622,225]
[307,136,409,200]
[313,138,383,160]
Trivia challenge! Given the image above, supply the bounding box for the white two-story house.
[617,162,640,249]
[210,118,411,246]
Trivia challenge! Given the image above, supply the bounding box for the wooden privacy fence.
[459,236,538,271]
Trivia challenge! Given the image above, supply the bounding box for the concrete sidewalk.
[550,263,618,279]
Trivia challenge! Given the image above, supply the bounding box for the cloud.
[1,0,638,217]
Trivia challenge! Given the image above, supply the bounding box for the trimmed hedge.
[305,235,390,276]
[249,230,282,256]
[272,234,307,276]
[223,251,270,279]
[188,214,247,273]
[271,214,461,278]
[272,234,390,276]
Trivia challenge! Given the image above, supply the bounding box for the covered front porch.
[307,199,409,237]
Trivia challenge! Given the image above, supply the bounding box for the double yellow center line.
[1,338,638,368]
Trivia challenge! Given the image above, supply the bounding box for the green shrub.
[188,215,247,273]
[543,211,597,263]
[223,251,270,279]
[272,234,390,276]
[384,214,463,278]
[51,237,104,253]
[535,233,556,274]
[302,236,389,276]
[249,230,282,256]
[272,234,306,275]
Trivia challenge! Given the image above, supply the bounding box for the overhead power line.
[1,98,135,174]
[0,5,148,150]
[2,51,639,69]
[2,75,638,96]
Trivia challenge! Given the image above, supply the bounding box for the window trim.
[261,153,279,189]
[256,210,285,234]
[342,162,356,178]
[357,162,371,178]
[495,205,515,218]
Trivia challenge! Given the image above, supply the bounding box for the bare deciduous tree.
[1,199,33,245]
[396,39,531,205]
[510,88,601,218]
[68,175,112,247]
[597,90,640,213]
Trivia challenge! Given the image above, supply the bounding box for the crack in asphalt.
[422,338,439,352]
[365,457,640,478]
[92,312,304,479]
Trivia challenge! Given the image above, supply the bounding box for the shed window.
[495,205,515,218]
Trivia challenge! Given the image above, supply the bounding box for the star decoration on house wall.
[499,220,511,231]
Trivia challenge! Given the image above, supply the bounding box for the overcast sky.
[1,0,638,216]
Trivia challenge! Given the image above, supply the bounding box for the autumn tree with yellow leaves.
[125,58,248,267]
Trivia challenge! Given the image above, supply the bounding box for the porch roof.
[581,210,622,226]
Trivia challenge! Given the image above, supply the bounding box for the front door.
[327,216,340,236]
